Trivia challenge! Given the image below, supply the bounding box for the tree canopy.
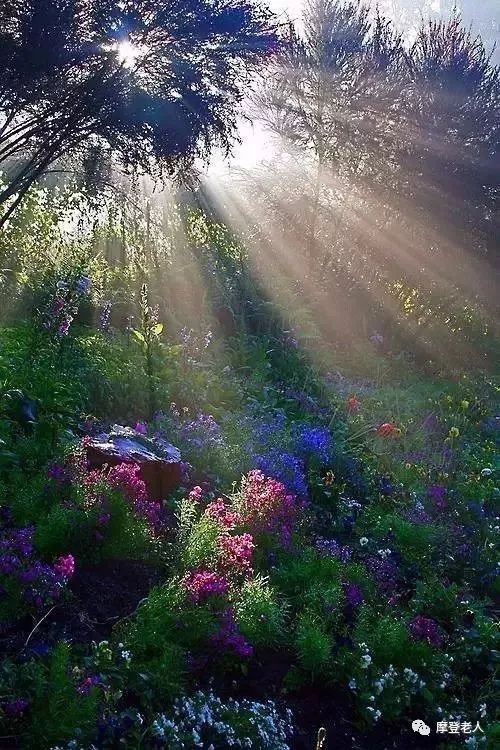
[0,0,279,224]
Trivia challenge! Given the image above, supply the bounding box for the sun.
[115,39,143,69]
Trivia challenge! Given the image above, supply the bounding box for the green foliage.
[303,579,345,631]
[410,579,462,627]
[294,612,332,676]
[182,515,221,570]
[272,548,343,604]
[26,642,98,749]
[354,607,433,671]
[233,575,288,646]
[118,579,211,704]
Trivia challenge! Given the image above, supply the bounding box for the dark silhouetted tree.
[0,0,279,225]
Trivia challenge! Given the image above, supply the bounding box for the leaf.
[132,330,146,344]
[152,323,164,336]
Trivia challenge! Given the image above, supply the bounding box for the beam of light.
[201,115,498,372]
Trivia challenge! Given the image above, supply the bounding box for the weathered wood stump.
[86,425,182,500]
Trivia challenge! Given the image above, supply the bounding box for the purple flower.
[75,275,92,295]
[315,537,352,562]
[77,675,101,695]
[179,413,223,453]
[53,554,75,579]
[99,300,112,332]
[48,462,71,484]
[0,554,21,574]
[254,450,307,497]
[344,583,364,608]
[134,421,148,435]
[281,388,324,415]
[58,314,73,337]
[428,485,448,510]
[3,698,29,717]
[366,555,399,595]
[370,332,384,346]
[405,501,432,524]
[211,607,253,658]
[379,476,395,496]
[409,615,442,647]
[421,412,439,433]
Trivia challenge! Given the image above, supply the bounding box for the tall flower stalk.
[132,284,163,419]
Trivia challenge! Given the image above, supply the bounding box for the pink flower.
[219,533,254,576]
[102,463,162,529]
[54,554,75,578]
[188,486,204,503]
[205,498,241,529]
[377,422,401,438]
[107,463,148,503]
[183,570,229,603]
[134,421,148,435]
[239,470,304,547]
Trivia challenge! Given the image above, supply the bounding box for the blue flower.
[379,476,395,496]
[293,425,332,464]
[254,450,307,497]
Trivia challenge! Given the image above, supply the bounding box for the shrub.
[234,575,288,646]
[294,612,332,676]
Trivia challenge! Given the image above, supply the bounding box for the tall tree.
[255,0,405,262]
[0,0,279,226]
[248,1,499,350]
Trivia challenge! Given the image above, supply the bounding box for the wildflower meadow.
[0,1,498,748]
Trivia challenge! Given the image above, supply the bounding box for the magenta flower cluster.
[183,570,229,603]
[0,525,74,611]
[188,485,204,503]
[105,463,162,529]
[53,554,75,578]
[219,533,255,577]
[239,470,305,547]
[205,498,240,530]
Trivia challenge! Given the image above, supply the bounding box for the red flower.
[377,422,400,438]
[346,396,361,413]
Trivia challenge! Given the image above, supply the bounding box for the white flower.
[479,703,487,717]
[361,654,372,667]
[348,679,357,689]
[360,537,369,546]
